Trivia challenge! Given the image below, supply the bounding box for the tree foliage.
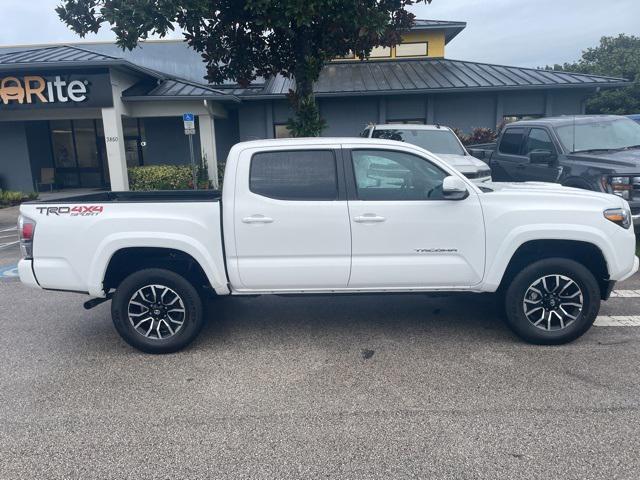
[546,34,640,115]
[56,0,429,136]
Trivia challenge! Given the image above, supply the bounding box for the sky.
[0,0,638,68]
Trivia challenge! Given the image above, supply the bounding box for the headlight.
[604,208,631,229]
[602,176,632,199]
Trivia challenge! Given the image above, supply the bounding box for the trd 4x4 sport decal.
[36,206,104,217]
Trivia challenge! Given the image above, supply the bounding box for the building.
[0,20,628,192]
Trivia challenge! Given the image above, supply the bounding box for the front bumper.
[18,259,40,289]
[618,255,640,283]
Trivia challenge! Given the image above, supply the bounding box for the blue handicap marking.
[183,113,195,122]
[0,264,19,279]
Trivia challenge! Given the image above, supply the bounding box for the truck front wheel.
[504,258,600,345]
[111,268,204,353]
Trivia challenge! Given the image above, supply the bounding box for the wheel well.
[499,240,609,298]
[103,247,210,294]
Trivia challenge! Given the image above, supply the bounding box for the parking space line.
[594,316,640,327]
[0,226,17,233]
[0,241,19,250]
[610,290,640,298]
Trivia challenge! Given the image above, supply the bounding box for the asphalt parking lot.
[1,206,640,479]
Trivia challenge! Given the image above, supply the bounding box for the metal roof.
[122,78,234,101]
[0,43,628,102]
[234,58,628,98]
[0,44,240,102]
[411,20,466,43]
[0,45,118,64]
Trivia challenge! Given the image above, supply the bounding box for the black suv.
[470,115,640,224]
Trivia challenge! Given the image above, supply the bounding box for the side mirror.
[442,176,469,200]
[468,148,486,160]
[529,150,556,165]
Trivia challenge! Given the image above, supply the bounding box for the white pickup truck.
[18,138,638,353]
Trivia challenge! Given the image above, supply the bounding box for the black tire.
[504,258,600,345]
[111,268,204,354]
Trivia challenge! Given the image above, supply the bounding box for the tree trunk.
[286,26,326,137]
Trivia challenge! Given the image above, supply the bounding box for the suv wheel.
[111,268,204,353]
[504,258,600,345]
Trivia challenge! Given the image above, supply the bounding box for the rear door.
[231,145,351,291]
[344,145,485,289]
[491,127,527,181]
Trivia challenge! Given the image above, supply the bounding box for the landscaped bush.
[128,165,211,191]
[0,190,38,208]
[452,127,498,146]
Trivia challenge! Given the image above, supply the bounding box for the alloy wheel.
[522,274,583,331]
[127,284,186,340]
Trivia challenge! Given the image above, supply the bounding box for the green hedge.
[128,165,212,191]
[0,190,38,208]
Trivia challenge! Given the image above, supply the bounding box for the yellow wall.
[334,30,446,61]
[397,31,445,58]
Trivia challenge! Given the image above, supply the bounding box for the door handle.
[354,214,386,223]
[516,164,527,169]
[242,215,274,224]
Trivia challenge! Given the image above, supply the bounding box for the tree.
[546,34,640,115]
[56,0,429,136]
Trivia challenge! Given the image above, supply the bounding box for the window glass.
[73,120,99,168]
[369,46,391,58]
[555,118,640,153]
[498,128,525,155]
[50,120,77,168]
[122,117,140,138]
[396,42,428,57]
[372,128,464,155]
[250,150,338,200]
[352,150,447,201]
[524,128,555,155]
[274,124,292,138]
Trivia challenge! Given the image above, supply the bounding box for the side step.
[83,293,113,310]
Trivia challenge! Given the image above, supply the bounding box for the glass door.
[50,119,107,188]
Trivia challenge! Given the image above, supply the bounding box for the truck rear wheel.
[504,258,600,345]
[111,268,204,354]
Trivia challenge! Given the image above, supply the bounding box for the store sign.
[0,70,113,109]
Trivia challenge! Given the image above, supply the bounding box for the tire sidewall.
[505,258,600,345]
[112,268,203,354]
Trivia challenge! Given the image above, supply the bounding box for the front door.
[520,127,563,183]
[50,119,106,188]
[345,147,485,288]
[232,146,351,291]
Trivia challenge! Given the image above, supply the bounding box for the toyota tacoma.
[18,138,638,353]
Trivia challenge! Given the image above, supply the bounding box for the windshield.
[555,118,640,153]
[371,128,466,155]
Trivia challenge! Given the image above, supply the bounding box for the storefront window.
[49,119,107,189]
[50,120,76,168]
[122,117,144,167]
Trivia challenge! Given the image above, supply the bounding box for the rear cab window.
[249,150,338,200]
[498,128,526,156]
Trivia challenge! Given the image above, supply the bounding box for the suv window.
[499,128,525,155]
[351,150,447,201]
[250,150,338,200]
[524,128,555,155]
